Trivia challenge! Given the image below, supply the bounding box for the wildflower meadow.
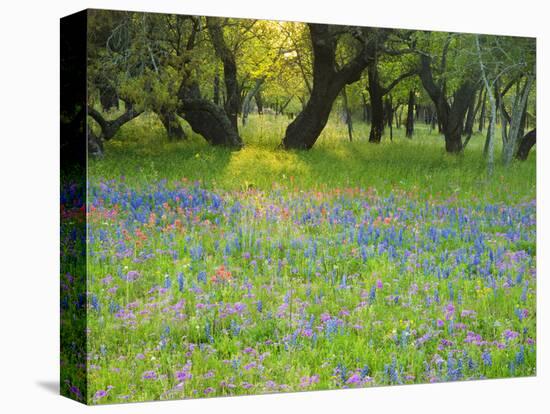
[63,116,537,404]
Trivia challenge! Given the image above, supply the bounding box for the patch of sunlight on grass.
[222,146,311,190]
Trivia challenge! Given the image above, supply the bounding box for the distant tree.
[405,89,415,138]
[365,31,417,143]
[416,33,480,153]
[475,33,535,165]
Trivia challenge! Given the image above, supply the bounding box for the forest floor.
[81,113,536,403]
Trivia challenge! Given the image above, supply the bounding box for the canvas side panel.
[60,9,88,404]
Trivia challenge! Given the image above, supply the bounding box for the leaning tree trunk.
[502,76,534,165]
[281,24,371,149]
[405,89,415,138]
[158,111,186,141]
[282,84,342,149]
[515,129,536,160]
[177,74,242,148]
[87,103,142,142]
[242,78,265,126]
[178,98,242,147]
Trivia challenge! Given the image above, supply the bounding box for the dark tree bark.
[158,111,187,141]
[213,72,220,106]
[207,17,240,132]
[367,58,385,143]
[367,48,416,143]
[281,24,373,150]
[405,89,415,138]
[384,96,394,141]
[99,84,119,111]
[88,103,142,141]
[176,74,243,148]
[255,90,264,114]
[463,89,478,136]
[418,54,478,153]
[515,129,536,160]
[172,17,242,148]
[178,98,242,147]
[87,124,103,157]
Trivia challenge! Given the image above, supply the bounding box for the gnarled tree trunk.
[178,98,242,147]
[281,24,373,149]
[515,129,536,160]
[87,103,142,141]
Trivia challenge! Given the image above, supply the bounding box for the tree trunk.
[158,111,186,141]
[99,84,119,111]
[367,54,416,142]
[87,124,104,157]
[255,90,264,114]
[341,86,353,142]
[418,54,477,153]
[463,89,478,136]
[87,103,142,141]
[178,98,243,147]
[368,60,385,143]
[405,89,415,138]
[213,72,220,105]
[207,17,240,132]
[476,35,497,175]
[478,93,486,133]
[177,73,242,148]
[385,96,393,141]
[282,24,370,149]
[503,76,534,165]
[242,78,265,126]
[282,86,341,149]
[515,129,536,160]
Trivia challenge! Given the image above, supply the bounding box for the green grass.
[90,112,535,204]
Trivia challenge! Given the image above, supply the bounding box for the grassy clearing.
[90,113,535,203]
